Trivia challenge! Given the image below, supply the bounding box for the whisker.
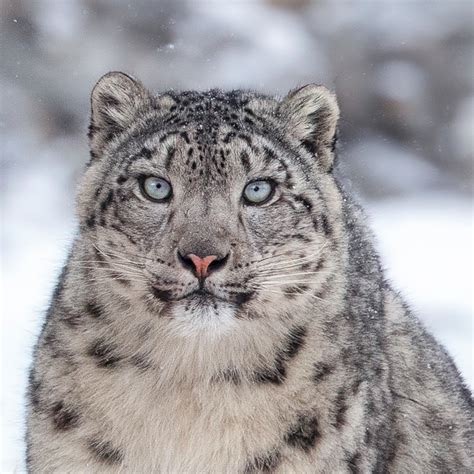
[256,246,328,270]
[94,244,174,266]
[104,245,165,263]
[75,263,146,277]
[257,288,324,301]
[257,257,323,273]
[255,270,330,279]
[88,277,147,285]
[94,244,146,266]
[259,281,322,287]
[76,260,143,271]
[251,241,321,265]
[83,271,148,282]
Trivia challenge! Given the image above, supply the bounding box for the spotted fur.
[26,72,472,472]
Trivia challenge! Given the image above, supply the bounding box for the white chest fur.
[85,374,284,472]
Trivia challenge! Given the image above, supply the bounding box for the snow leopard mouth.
[151,286,254,306]
[187,289,223,303]
[185,289,255,306]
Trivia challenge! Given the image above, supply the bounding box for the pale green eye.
[141,177,172,201]
[243,180,274,205]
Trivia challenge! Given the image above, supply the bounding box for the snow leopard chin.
[169,297,238,337]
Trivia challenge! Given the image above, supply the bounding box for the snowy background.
[1,0,473,471]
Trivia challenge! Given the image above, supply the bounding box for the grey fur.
[26,72,472,473]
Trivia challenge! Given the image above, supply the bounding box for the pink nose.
[187,254,218,279]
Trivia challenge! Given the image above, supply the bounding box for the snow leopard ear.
[279,84,339,172]
[89,71,151,159]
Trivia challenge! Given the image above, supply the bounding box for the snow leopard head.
[77,72,343,328]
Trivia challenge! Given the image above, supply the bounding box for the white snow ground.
[1,175,472,472]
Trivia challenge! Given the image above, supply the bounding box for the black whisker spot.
[286,326,307,358]
[130,354,152,371]
[234,291,254,305]
[88,438,124,465]
[62,307,82,327]
[52,401,80,430]
[216,367,241,384]
[88,339,122,368]
[333,389,348,429]
[244,450,281,473]
[347,451,361,473]
[85,301,103,319]
[151,287,173,302]
[253,358,286,385]
[285,415,320,452]
[312,363,333,383]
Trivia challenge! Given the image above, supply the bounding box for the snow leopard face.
[77,72,342,327]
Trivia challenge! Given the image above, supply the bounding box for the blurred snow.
[1,0,473,471]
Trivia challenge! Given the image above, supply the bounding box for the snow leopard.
[26,72,472,473]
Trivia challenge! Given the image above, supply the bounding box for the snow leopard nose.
[177,252,229,279]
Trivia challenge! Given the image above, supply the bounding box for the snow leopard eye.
[243,180,274,205]
[140,176,172,202]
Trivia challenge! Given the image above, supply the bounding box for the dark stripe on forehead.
[240,151,251,174]
[124,130,182,171]
[159,130,181,143]
[164,146,176,169]
[125,146,156,166]
[113,106,314,188]
[238,133,253,148]
[223,131,236,143]
[260,127,315,181]
[262,145,294,183]
[262,146,278,167]
[140,146,153,159]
